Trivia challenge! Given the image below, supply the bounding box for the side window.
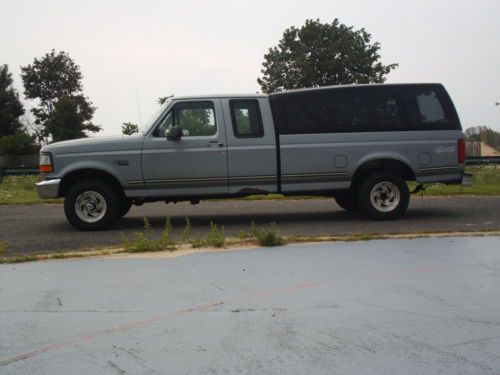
[154,101,217,137]
[175,101,216,136]
[416,91,446,123]
[400,86,455,129]
[272,88,403,134]
[230,100,264,138]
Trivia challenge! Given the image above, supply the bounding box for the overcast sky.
[1,0,499,135]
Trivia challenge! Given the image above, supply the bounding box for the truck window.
[230,100,264,138]
[154,101,217,137]
[270,87,403,134]
[416,91,446,123]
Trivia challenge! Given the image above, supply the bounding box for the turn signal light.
[39,153,53,173]
[39,165,53,173]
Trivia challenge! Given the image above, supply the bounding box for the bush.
[0,133,39,155]
[250,222,285,247]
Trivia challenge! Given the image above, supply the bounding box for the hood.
[42,134,145,155]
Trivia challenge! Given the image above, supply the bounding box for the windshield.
[140,99,172,134]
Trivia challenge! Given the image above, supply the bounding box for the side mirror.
[166,126,183,141]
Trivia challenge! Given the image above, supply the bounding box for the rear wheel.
[64,180,120,230]
[357,172,409,220]
[334,190,358,211]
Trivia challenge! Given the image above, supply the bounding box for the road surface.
[1,236,499,374]
[1,196,500,254]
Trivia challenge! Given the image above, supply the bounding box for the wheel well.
[351,159,416,188]
[59,169,125,197]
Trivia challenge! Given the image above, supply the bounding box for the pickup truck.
[36,83,471,230]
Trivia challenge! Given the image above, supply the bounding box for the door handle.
[207,141,224,147]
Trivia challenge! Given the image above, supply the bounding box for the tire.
[64,179,120,230]
[119,199,133,217]
[334,190,359,211]
[357,171,409,220]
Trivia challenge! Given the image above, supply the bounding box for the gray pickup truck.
[36,83,470,230]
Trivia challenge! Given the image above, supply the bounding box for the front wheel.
[64,180,120,230]
[357,172,409,220]
[119,199,133,217]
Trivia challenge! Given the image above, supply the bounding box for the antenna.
[135,86,142,125]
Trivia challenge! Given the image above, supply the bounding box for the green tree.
[257,19,398,93]
[48,96,101,142]
[0,64,25,137]
[122,122,139,135]
[21,50,100,142]
[158,95,173,105]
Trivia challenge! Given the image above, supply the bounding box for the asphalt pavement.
[1,236,499,374]
[1,196,500,255]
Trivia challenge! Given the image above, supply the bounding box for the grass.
[0,175,62,204]
[0,166,499,206]
[409,165,500,196]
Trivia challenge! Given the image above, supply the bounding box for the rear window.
[396,86,458,130]
[270,85,460,134]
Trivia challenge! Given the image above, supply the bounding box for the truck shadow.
[114,207,461,235]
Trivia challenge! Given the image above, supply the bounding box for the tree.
[0,132,38,155]
[21,50,100,142]
[48,96,101,142]
[0,64,25,137]
[158,95,173,105]
[257,19,398,93]
[465,126,500,153]
[122,122,139,135]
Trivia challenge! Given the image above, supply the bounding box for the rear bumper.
[461,173,473,187]
[35,179,61,199]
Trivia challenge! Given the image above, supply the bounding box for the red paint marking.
[0,283,319,368]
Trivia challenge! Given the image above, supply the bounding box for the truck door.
[222,98,278,194]
[141,99,229,197]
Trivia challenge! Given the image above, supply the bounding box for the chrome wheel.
[74,191,107,223]
[370,181,400,212]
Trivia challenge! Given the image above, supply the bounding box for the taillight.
[39,153,53,173]
[458,139,465,164]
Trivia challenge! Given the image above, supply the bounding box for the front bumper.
[461,173,473,187]
[35,179,61,199]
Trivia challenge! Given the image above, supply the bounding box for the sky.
[1,0,499,135]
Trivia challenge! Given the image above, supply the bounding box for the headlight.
[39,153,53,173]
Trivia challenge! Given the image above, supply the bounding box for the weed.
[237,221,256,239]
[0,240,7,254]
[159,217,177,251]
[190,235,205,248]
[122,218,160,253]
[182,217,191,243]
[250,222,285,247]
[206,221,225,248]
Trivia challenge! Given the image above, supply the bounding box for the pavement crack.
[211,282,226,291]
[448,335,500,347]
[107,360,127,375]
[351,299,500,326]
